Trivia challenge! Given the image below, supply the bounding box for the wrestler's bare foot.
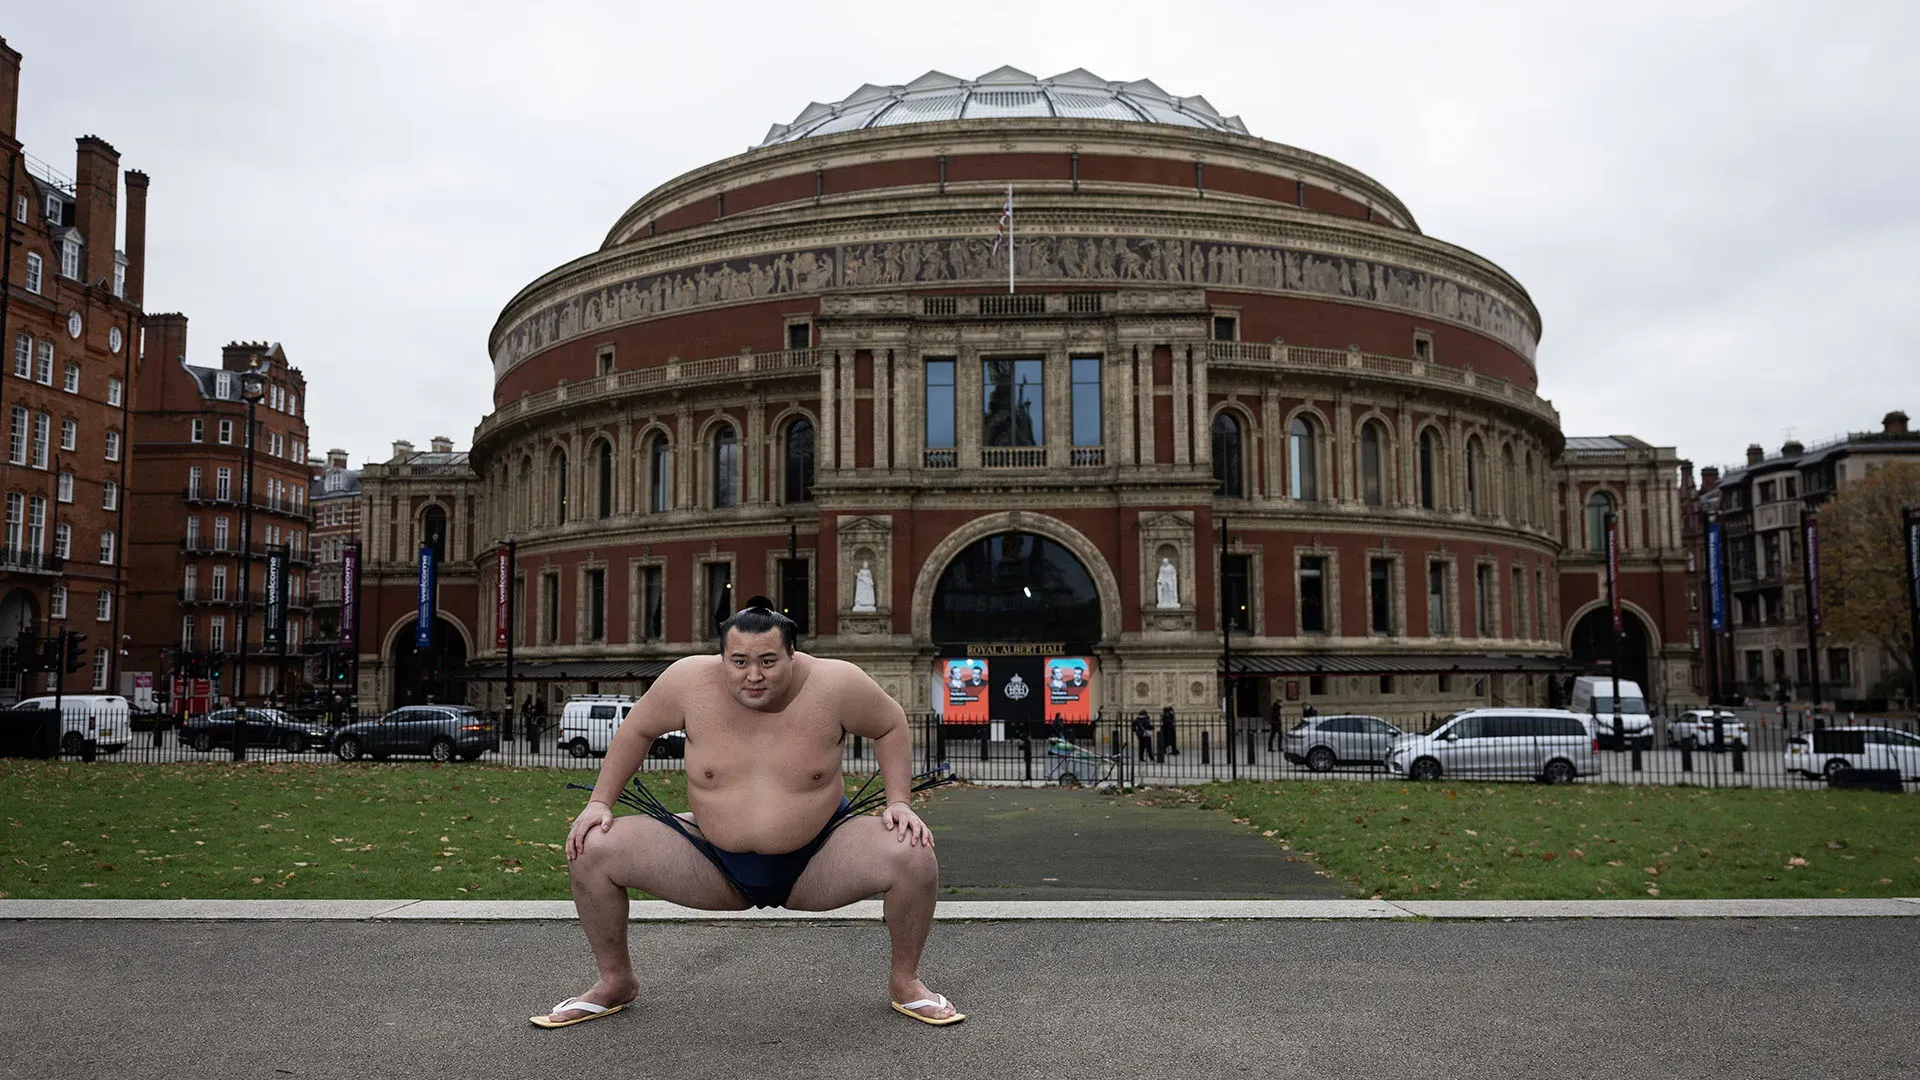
[890,975,959,1020]
[544,974,639,1023]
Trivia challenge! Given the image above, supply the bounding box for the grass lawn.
[0,761,689,900]
[1126,781,1920,900]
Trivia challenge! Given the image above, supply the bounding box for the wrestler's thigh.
[784,816,936,912]
[576,814,748,911]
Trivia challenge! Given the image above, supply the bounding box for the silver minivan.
[1386,708,1599,783]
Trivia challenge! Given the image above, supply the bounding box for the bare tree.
[1818,462,1920,689]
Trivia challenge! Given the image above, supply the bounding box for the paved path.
[6,918,1917,1079]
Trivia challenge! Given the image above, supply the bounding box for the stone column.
[838,351,857,469]
[873,349,892,470]
[957,347,981,467]
[745,400,766,505]
[1134,345,1153,466]
[1190,344,1210,468]
[818,351,838,472]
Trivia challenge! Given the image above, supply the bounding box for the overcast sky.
[8,1,1916,475]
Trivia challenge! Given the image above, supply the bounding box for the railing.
[980,447,1046,468]
[1205,340,1553,421]
[0,547,63,574]
[1065,294,1102,313]
[1069,446,1106,467]
[180,489,312,519]
[922,296,958,316]
[482,349,824,435]
[923,448,958,469]
[979,294,1046,316]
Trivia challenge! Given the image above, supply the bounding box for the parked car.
[1666,709,1748,751]
[9,694,133,755]
[1281,714,1407,771]
[1387,708,1599,784]
[1568,676,1655,749]
[558,694,684,759]
[1784,726,1920,780]
[180,708,332,753]
[332,705,498,763]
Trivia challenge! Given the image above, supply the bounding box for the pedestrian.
[1158,706,1179,761]
[533,597,960,1028]
[1302,703,1317,719]
[1133,709,1155,762]
[1266,700,1285,751]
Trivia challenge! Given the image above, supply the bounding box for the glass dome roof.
[755,66,1251,149]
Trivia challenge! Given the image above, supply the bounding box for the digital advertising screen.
[941,658,992,723]
[1042,656,1094,722]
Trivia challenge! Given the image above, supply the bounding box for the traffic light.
[64,631,87,673]
[38,636,61,672]
[14,629,38,673]
[209,653,224,681]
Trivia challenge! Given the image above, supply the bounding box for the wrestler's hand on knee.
[566,801,615,861]
[882,802,934,848]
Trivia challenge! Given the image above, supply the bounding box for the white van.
[557,695,688,760]
[10,694,133,755]
[1567,676,1654,749]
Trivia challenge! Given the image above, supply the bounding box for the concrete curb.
[4,897,1919,921]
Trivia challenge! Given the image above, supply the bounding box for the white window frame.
[12,333,29,378]
[60,238,80,281]
[62,363,79,394]
[44,194,60,221]
[213,517,229,550]
[96,590,112,622]
[216,467,231,501]
[190,418,204,443]
[31,413,49,469]
[12,194,24,223]
[35,340,52,384]
[57,471,73,503]
[107,377,122,407]
[104,430,120,462]
[99,529,115,565]
[215,371,232,400]
[184,564,198,600]
[24,252,42,294]
[8,406,26,464]
[49,583,67,620]
[181,615,195,648]
[218,419,233,445]
[92,658,110,692]
[209,617,226,652]
[60,418,76,451]
[54,522,71,560]
[102,480,117,511]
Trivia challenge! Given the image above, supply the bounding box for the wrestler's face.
[723,628,793,710]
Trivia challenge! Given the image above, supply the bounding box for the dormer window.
[60,235,81,280]
[12,195,24,223]
[216,371,232,399]
[44,194,60,222]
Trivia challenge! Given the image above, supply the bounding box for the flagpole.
[1007,183,1015,295]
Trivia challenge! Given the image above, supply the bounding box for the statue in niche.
[853,561,878,613]
[1155,557,1180,609]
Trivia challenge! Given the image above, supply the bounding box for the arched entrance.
[0,589,39,701]
[387,616,470,708]
[1569,605,1653,695]
[930,532,1103,736]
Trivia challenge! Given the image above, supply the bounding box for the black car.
[181,708,333,753]
[332,706,499,763]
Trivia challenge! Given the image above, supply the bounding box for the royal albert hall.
[353,68,1695,724]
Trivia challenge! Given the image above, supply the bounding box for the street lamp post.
[232,361,268,762]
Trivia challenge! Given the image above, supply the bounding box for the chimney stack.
[123,170,148,306]
[140,313,189,408]
[0,37,21,142]
[73,135,120,288]
[1700,466,1720,491]
[429,435,453,454]
[1781,440,1804,458]
[1745,444,1764,466]
[327,448,348,469]
[392,439,415,460]
[1886,410,1911,436]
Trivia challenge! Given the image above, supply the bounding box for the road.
[4,917,1914,1079]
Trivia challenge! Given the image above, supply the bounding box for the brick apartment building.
[124,325,315,705]
[306,446,362,693]
[0,36,148,700]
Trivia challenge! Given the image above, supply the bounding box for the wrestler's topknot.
[718,598,797,653]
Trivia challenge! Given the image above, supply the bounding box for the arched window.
[1418,429,1438,510]
[1211,412,1245,499]
[1500,444,1517,520]
[1359,421,1386,507]
[711,424,739,509]
[784,418,815,504]
[594,440,614,519]
[647,434,671,514]
[1465,437,1483,515]
[421,505,447,563]
[1288,416,1318,502]
[1586,491,1614,553]
[515,456,532,532]
[551,449,569,524]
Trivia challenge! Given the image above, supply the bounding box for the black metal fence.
[2,700,1914,794]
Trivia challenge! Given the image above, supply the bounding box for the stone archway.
[910,512,1122,644]
[381,614,474,708]
[1567,601,1657,695]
